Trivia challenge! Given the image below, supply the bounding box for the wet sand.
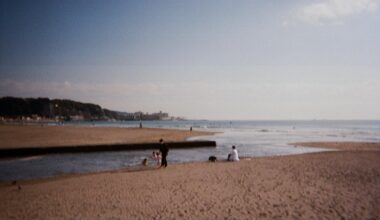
[0,124,214,149]
[0,142,379,219]
[292,141,380,151]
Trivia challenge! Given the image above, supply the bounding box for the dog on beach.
[209,156,217,162]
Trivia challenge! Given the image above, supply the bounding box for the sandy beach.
[0,139,379,219]
[0,124,214,149]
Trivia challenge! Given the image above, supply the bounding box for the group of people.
[143,139,239,167]
[143,139,169,168]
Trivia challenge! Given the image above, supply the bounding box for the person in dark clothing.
[159,138,169,167]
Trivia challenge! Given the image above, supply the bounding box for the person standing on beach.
[159,139,169,167]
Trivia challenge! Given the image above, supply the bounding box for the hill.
[0,97,169,121]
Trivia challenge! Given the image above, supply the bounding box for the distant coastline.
[0,96,184,123]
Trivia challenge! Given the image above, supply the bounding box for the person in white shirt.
[227,145,239,161]
[151,151,161,166]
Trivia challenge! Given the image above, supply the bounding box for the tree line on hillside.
[0,97,169,121]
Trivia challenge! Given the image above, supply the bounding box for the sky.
[0,0,379,120]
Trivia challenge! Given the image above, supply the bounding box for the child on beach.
[151,151,161,166]
[142,158,148,166]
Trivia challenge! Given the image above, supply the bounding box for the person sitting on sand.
[227,145,239,161]
[142,158,148,166]
[151,151,161,166]
[159,139,169,167]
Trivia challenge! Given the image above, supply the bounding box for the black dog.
[208,156,217,162]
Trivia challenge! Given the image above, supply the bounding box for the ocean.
[1,120,379,181]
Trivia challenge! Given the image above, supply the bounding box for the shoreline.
[2,141,379,185]
[291,141,380,151]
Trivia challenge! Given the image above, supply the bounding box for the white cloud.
[286,0,379,26]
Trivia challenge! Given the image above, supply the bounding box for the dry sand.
[0,124,214,149]
[0,142,379,219]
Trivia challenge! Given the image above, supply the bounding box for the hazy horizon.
[1,0,380,120]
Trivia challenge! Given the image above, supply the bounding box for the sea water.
[1,120,379,181]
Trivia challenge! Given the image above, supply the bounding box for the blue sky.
[1,0,379,119]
